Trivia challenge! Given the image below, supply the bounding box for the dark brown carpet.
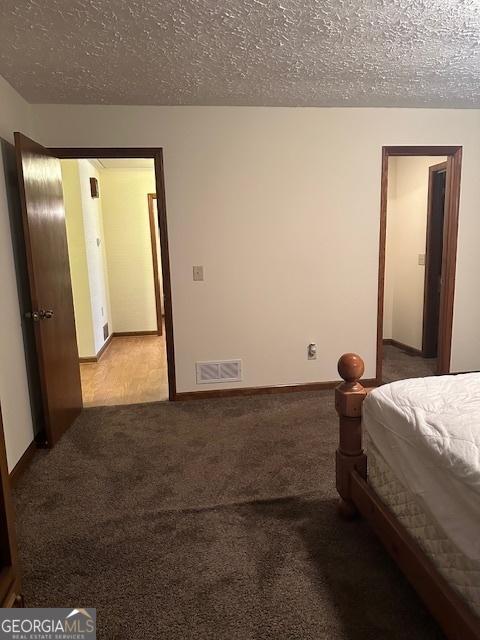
[383,344,437,384]
[14,392,444,639]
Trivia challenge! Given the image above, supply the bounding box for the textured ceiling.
[1,0,480,107]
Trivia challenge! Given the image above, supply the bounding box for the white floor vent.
[196,360,242,384]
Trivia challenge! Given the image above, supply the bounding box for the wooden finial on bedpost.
[335,353,368,519]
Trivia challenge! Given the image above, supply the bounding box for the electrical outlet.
[193,266,204,281]
[308,343,317,360]
[418,254,426,266]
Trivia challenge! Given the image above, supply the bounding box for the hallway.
[80,334,168,406]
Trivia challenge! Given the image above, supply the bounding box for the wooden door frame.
[422,161,447,358]
[49,147,176,401]
[377,146,462,382]
[147,193,163,336]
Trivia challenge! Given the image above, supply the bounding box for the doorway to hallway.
[61,158,168,407]
[14,136,176,447]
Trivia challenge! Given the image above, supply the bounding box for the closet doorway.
[377,146,462,384]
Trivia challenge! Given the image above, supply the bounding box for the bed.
[334,353,480,640]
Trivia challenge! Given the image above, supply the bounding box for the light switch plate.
[193,266,204,281]
[418,254,426,266]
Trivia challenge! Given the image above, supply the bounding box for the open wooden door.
[423,162,447,359]
[15,133,82,447]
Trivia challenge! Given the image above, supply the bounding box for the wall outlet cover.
[193,266,204,281]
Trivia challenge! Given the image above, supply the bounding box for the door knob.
[25,309,54,321]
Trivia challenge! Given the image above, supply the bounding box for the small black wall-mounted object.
[89,177,99,198]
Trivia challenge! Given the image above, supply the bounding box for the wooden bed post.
[335,353,368,519]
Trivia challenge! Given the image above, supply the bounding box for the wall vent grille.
[196,360,242,384]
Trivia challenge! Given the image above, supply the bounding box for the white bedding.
[367,440,480,617]
[364,373,480,561]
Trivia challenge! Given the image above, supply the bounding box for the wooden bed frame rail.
[335,353,480,640]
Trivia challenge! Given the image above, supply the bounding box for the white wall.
[99,168,157,333]
[0,77,35,470]
[62,160,96,357]
[31,106,480,390]
[62,160,112,358]
[384,156,446,350]
[78,160,112,353]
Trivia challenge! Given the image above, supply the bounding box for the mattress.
[363,373,480,562]
[368,440,480,618]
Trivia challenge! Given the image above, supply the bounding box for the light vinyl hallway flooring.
[80,334,168,407]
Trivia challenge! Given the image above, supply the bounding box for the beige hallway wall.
[62,159,96,357]
[99,167,157,334]
[78,160,112,354]
[62,159,112,358]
